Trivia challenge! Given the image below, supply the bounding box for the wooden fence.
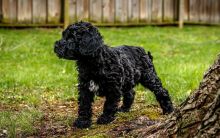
[0,0,219,27]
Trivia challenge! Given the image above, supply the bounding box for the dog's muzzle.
[54,41,66,58]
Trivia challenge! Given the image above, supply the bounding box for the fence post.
[178,0,184,28]
[64,0,69,29]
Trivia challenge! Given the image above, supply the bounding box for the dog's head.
[54,21,103,60]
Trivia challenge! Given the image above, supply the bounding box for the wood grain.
[140,0,152,22]
[76,0,89,21]
[128,0,139,23]
[90,0,102,23]
[33,0,46,24]
[115,0,128,23]
[189,0,199,22]
[48,0,61,24]
[151,0,162,22]
[69,0,77,23]
[17,0,32,23]
[163,0,174,22]
[2,0,17,23]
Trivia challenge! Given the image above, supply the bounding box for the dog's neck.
[76,45,111,68]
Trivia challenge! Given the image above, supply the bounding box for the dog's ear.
[79,29,103,56]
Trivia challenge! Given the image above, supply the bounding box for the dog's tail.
[147,51,153,61]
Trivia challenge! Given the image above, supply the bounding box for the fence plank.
[0,0,220,26]
[103,0,115,23]
[179,0,184,28]
[151,0,162,22]
[76,0,89,21]
[0,0,2,21]
[140,0,152,22]
[33,0,46,24]
[69,0,77,23]
[199,0,206,22]
[64,0,69,28]
[2,0,17,23]
[128,0,139,22]
[189,0,199,22]
[48,0,61,24]
[204,0,212,23]
[18,0,32,23]
[210,0,220,23]
[90,0,102,23]
[83,0,89,21]
[163,0,174,22]
[115,0,127,23]
[184,0,189,21]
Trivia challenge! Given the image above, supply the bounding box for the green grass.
[0,26,219,137]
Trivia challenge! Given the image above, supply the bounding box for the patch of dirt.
[32,99,106,137]
[1,98,163,137]
[109,116,160,137]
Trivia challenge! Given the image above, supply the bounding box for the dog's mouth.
[54,45,65,58]
[54,45,79,60]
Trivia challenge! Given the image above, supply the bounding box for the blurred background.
[0,0,219,27]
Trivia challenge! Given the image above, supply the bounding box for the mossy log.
[114,54,220,137]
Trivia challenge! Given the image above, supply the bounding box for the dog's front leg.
[97,91,120,124]
[73,82,94,128]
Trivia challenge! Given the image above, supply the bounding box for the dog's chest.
[89,80,99,92]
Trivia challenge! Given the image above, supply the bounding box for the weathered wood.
[179,0,184,28]
[90,0,102,23]
[206,0,213,23]
[83,0,89,21]
[189,0,199,22]
[17,0,32,23]
[128,0,139,23]
[183,0,189,21]
[102,0,115,23]
[0,22,179,28]
[32,0,46,24]
[163,0,175,22]
[140,0,146,22]
[0,0,2,21]
[210,0,220,23]
[64,0,70,29]
[1,0,220,26]
[48,0,61,24]
[0,23,63,27]
[2,0,17,23]
[173,0,179,21]
[199,0,206,22]
[76,0,89,21]
[140,0,152,22]
[115,0,127,23]
[151,0,162,22]
[69,0,77,23]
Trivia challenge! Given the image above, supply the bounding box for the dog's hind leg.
[140,57,174,114]
[118,89,135,112]
[97,92,120,124]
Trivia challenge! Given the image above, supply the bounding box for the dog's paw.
[73,118,91,129]
[118,106,130,112]
[97,114,115,124]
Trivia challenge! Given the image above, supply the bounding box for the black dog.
[54,21,173,128]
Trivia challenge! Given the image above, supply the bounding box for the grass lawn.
[0,26,219,137]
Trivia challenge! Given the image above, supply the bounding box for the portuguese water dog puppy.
[54,21,173,128]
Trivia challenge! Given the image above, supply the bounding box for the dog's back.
[112,45,153,66]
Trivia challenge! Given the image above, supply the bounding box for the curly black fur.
[54,21,174,128]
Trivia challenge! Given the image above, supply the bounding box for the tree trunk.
[113,55,220,138]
